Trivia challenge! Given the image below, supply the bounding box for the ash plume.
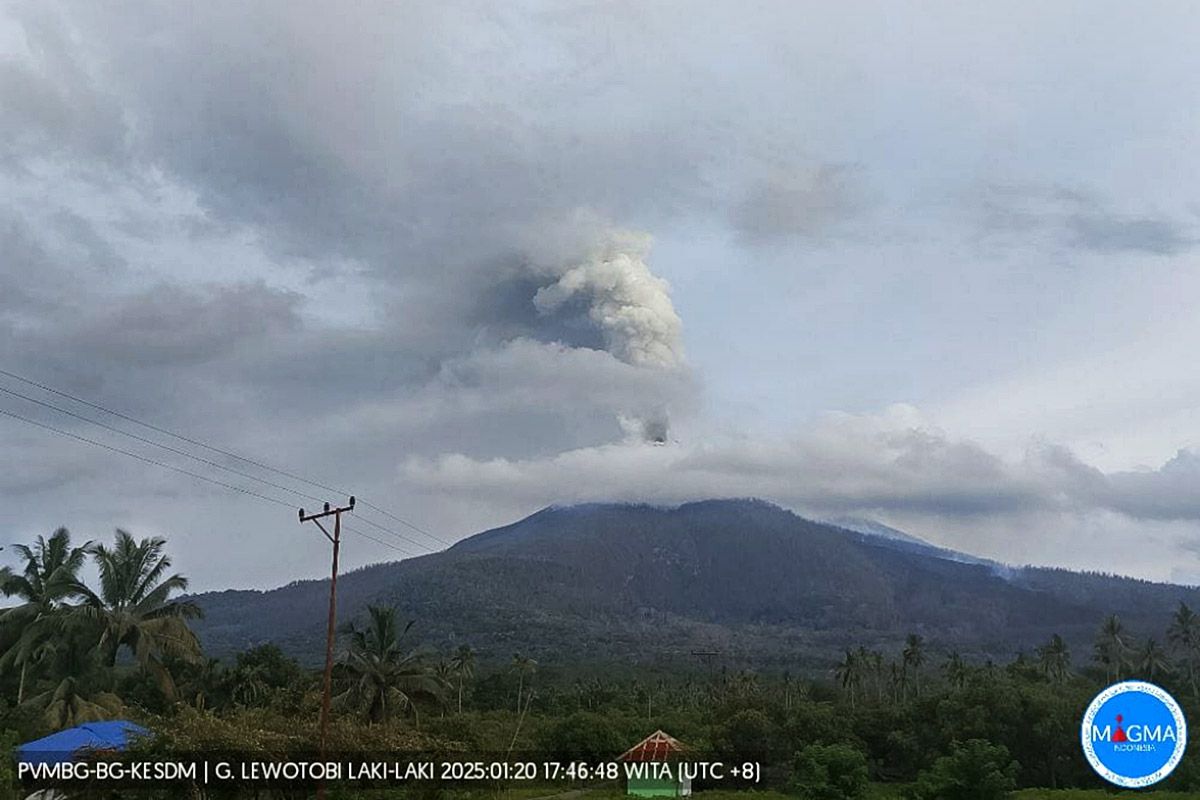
[533,239,684,370]
[528,233,687,444]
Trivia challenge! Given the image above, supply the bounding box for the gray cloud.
[2,1,1200,589]
[400,412,1200,576]
[975,183,1195,255]
[58,283,302,367]
[399,408,1048,517]
[731,165,861,244]
[1067,214,1194,255]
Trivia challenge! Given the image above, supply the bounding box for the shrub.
[536,711,625,762]
[0,729,17,798]
[791,743,870,800]
[908,739,1017,800]
[713,709,777,765]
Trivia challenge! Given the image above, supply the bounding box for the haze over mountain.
[190,500,1200,671]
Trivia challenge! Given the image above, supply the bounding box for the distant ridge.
[824,516,930,545]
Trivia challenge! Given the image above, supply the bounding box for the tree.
[1138,638,1172,681]
[1168,602,1200,697]
[902,634,926,698]
[433,659,456,715]
[889,661,905,703]
[864,649,885,703]
[537,711,624,763]
[792,743,869,800]
[510,653,538,714]
[450,644,475,714]
[335,605,442,724]
[1036,634,1071,684]
[713,709,775,765]
[943,652,968,691]
[834,650,861,708]
[21,632,123,729]
[224,644,305,709]
[0,528,91,703]
[1094,614,1129,682]
[72,530,202,699]
[909,739,1018,800]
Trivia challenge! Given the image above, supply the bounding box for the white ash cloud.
[533,236,684,370]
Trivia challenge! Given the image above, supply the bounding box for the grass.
[1012,791,1200,799]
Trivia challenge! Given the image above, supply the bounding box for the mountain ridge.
[189,499,1200,670]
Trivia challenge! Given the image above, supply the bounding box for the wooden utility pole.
[299,497,355,770]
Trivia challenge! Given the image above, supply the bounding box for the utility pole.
[299,496,355,772]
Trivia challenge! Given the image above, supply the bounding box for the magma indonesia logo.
[1081,681,1187,788]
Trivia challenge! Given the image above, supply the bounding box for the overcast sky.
[3,1,1200,590]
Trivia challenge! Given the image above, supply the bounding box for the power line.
[0,382,432,553]
[0,407,414,557]
[0,383,330,504]
[0,367,348,493]
[0,366,450,549]
[358,499,452,548]
[0,376,441,553]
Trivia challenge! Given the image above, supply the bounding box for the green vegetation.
[792,744,869,799]
[908,740,1017,800]
[7,524,1200,800]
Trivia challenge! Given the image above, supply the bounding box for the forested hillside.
[191,500,1200,669]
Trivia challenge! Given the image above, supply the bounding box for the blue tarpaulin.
[16,720,150,766]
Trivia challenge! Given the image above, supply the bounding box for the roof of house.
[17,721,151,766]
[619,729,689,762]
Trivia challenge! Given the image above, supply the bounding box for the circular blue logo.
[1081,681,1187,788]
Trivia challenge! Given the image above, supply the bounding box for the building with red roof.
[619,730,691,797]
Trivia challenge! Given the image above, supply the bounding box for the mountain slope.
[190,499,1200,669]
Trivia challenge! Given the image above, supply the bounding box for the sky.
[2,1,1200,590]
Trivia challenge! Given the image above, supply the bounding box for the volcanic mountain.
[190,499,1200,670]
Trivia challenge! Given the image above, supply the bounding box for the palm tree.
[0,528,91,703]
[1168,602,1200,697]
[863,649,885,703]
[21,625,122,729]
[510,653,538,714]
[1094,614,1130,682]
[1139,638,1172,681]
[889,661,905,703]
[226,661,270,708]
[335,605,442,724]
[834,650,861,708]
[1036,634,1071,684]
[943,651,969,690]
[72,530,202,698]
[433,659,456,716]
[450,644,476,714]
[902,634,926,698]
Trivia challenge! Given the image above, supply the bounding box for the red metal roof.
[619,730,688,762]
